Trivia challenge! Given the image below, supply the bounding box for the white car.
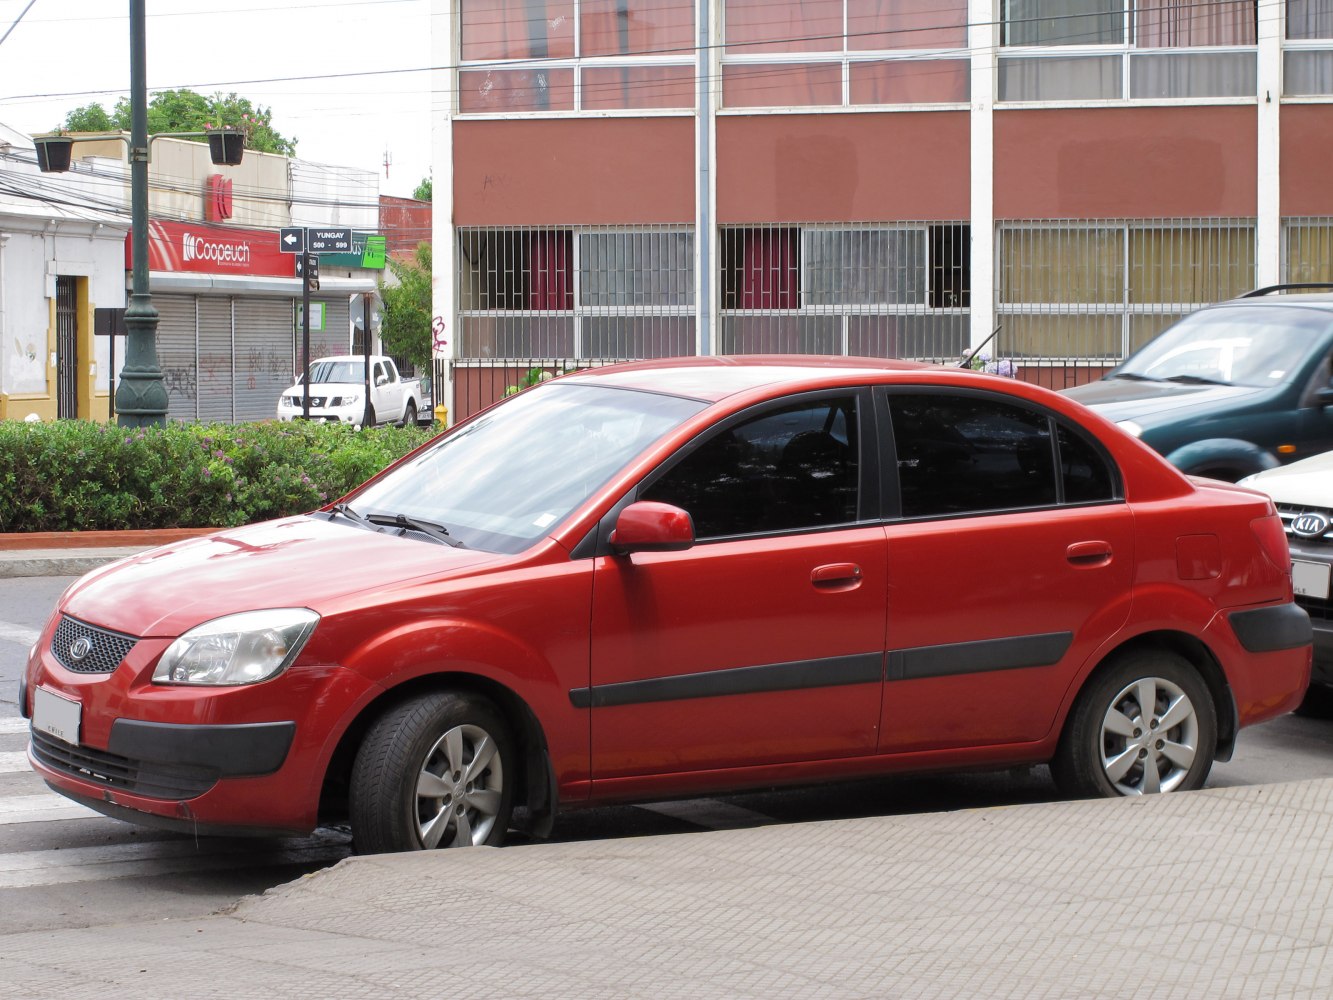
[278,355,429,428]
[1240,454,1333,710]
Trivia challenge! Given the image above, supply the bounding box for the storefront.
[133,220,375,422]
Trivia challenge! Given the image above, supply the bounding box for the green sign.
[296,302,326,331]
[320,231,387,270]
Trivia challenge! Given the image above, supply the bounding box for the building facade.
[431,0,1333,418]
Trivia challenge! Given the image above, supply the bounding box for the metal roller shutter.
[197,297,234,423]
[312,297,351,359]
[153,295,198,422]
[233,298,295,422]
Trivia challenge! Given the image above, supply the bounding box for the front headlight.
[1116,420,1144,438]
[153,609,319,686]
[332,394,359,407]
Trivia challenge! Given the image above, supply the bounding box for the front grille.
[51,616,138,674]
[30,729,218,800]
[1276,504,1333,544]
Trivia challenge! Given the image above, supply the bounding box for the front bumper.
[1287,539,1333,686]
[277,404,363,425]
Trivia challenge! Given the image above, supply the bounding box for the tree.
[413,176,432,202]
[58,89,297,156]
[378,243,433,374]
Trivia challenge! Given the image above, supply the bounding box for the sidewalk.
[2,777,1330,999]
[0,528,213,578]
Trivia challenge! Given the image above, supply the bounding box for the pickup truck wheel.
[349,691,514,854]
[402,401,417,428]
[1052,651,1216,798]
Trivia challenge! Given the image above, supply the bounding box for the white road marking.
[0,718,29,735]
[0,793,102,825]
[0,622,39,648]
[636,798,772,830]
[0,751,29,774]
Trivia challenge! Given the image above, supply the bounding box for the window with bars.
[721,0,970,108]
[997,220,1257,361]
[457,0,695,113]
[456,226,696,358]
[1284,219,1333,283]
[718,223,970,360]
[998,0,1258,101]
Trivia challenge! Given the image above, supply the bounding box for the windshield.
[1115,306,1333,388]
[307,360,366,384]
[349,382,707,554]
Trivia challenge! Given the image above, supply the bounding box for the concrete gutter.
[0,528,217,578]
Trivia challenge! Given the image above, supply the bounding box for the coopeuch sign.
[126,221,297,278]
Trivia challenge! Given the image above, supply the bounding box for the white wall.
[290,159,379,230]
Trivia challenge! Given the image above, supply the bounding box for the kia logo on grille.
[68,636,93,662]
[1291,512,1330,539]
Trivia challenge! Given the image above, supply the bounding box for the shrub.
[0,420,433,533]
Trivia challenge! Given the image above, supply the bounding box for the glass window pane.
[1287,0,1333,39]
[582,317,696,358]
[461,0,576,60]
[850,59,970,103]
[724,0,844,53]
[998,56,1123,100]
[1135,0,1255,46]
[1003,0,1124,45]
[579,232,694,307]
[1285,224,1333,283]
[803,229,928,306]
[1000,228,1125,305]
[643,397,861,537]
[719,316,841,354]
[1128,227,1256,304]
[846,313,970,361]
[459,69,576,113]
[1058,423,1117,503]
[847,0,968,49]
[890,394,1057,518]
[581,0,695,55]
[1129,313,1184,353]
[1129,52,1256,99]
[581,65,695,109]
[1285,50,1333,95]
[722,63,844,107]
[458,316,577,357]
[1004,313,1125,359]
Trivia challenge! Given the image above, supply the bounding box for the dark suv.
[1064,285,1333,481]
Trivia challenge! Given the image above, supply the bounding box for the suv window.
[642,397,860,539]
[889,392,1116,518]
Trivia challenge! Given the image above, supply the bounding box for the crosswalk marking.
[0,751,28,773]
[0,622,40,647]
[0,718,29,735]
[0,793,102,825]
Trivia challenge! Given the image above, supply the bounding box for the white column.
[968,0,996,351]
[1256,0,1284,288]
[432,0,457,423]
[696,0,718,356]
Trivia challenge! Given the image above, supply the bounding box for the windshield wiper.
[328,502,375,529]
[365,512,465,548]
[1107,372,1161,382]
[1163,374,1230,386]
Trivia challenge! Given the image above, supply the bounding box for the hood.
[283,381,363,394]
[63,516,505,637]
[1063,378,1262,423]
[1239,452,1333,508]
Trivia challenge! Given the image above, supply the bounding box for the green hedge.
[0,420,434,533]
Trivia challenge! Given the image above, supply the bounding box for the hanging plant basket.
[34,135,75,173]
[207,128,245,166]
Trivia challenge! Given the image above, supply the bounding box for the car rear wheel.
[1053,651,1217,798]
[402,401,417,427]
[349,692,514,854]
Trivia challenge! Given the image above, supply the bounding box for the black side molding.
[889,632,1073,682]
[108,719,296,777]
[1228,603,1313,653]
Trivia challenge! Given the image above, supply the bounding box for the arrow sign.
[308,227,353,254]
[279,227,304,253]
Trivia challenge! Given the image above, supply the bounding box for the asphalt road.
[2,575,1330,935]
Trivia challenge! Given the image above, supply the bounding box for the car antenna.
[959,324,1003,368]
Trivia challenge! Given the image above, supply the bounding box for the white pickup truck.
[277,355,430,428]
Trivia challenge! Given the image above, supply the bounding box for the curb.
[0,527,218,551]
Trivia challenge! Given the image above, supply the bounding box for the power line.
[0,0,38,50]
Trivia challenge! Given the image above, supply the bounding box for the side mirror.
[375,374,389,386]
[610,501,695,555]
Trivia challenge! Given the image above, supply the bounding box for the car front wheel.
[350,692,514,854]
[402,401,417,427]
[1053,651,1217,798]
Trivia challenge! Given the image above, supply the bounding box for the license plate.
[33,687,81,747]
[1293,560,1331,600]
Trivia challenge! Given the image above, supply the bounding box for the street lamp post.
[115,0,168,427]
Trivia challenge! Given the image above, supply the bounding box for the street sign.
[279,227,304,253]
[307,227,353,254]
[305,253,320,291]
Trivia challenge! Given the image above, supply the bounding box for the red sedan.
[22,357,1312,852]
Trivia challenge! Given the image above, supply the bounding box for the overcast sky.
[0,0,434,197]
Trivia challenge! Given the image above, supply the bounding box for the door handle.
[811,563,862,588]
[1067,540,1113,567]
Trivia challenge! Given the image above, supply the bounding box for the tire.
[1052,650,1217,798]
[401,401,417,428]
[350,692,515,854]
[1295,683,1333,719]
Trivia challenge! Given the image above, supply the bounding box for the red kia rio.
[22,357,1312,853]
